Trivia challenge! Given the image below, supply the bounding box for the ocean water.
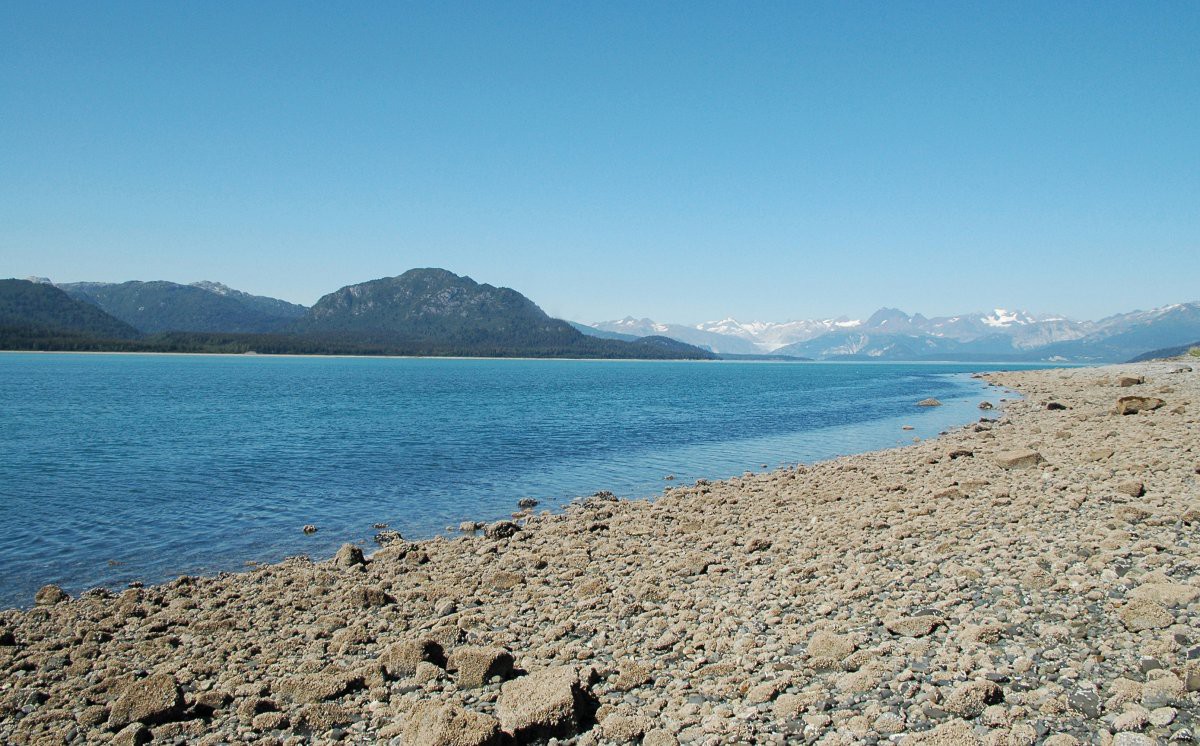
[0,353,1039,608]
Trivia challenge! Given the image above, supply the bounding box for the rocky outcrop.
[496,666,588,739]
[1114,395,1165,415]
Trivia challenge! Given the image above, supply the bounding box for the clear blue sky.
[2,2,1197,324]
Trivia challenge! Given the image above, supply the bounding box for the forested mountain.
[59,281,303,333]
[0,280,140,345]
[1,273,714,359]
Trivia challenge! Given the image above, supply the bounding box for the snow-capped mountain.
[695,317,862,350]
[583,301,1200,362]
[591,317,762,354]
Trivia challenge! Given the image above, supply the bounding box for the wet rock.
[448,646,514,689]
[404,701,502,746]
[917,398,943,407]
[484,521,520,540]
[517,498,539,510]
[978,401,994,410]
[34,584,69,606]
[302,524,318,534]
[334,543,365,567]
[496,666,586,739]
[1067,689,1101,718]
[374,529,403,545]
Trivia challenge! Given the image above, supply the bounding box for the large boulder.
[333,543,365,567]
[404,701,502,746]
[943,680,1002,718]
[884,615,944,638]
[484,521,521,540]
[1114,396,1165,415]
[1129,582,1199,607]
[380,638,445,678]
[808,630,857,662]
[448,646,514,688]
[497,666,586,739]
[108,674,183,729]
[1117,599,1173,631]
[993,449,1043,469]
[34,584,69,606]
[276,667,364,703]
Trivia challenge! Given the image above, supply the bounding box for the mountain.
[189,281,308,319]
[0,279,140,342]
[1128,341,1200,362]
[59,280,305,334]
[771,303,1200,362]
[596,302,1200,362]
[591,317,762,354]
[296,269,715,359]
[695,317,862,350]
[568,321,640,342]
[1032,303,1200,363]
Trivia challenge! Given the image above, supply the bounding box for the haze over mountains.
[585,302,1200,362]
[6,272,1199,362]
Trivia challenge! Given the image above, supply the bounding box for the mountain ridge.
[588,301,1200,363]
[1,272,715,360]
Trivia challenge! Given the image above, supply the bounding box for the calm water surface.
[0,353,1039,608]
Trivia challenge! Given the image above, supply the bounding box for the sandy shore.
[1,360,1197,745]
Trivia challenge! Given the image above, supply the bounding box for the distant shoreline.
[0,349,1070,366]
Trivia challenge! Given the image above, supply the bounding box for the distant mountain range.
[1,271,715,360]
[582,302,1200,362]
[7,271,1197,362]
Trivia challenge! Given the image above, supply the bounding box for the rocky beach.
[1,360,1197,745]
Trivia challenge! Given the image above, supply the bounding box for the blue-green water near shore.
[0,353,1043,608]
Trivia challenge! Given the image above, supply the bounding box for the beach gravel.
[0,360,1198,744]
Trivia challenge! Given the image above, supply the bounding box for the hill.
[0,279,141,347]
[296,269,715,359]
[60,281,304,334]
[1128,341,1200,362]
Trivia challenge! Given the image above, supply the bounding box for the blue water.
[0,353,1037,608]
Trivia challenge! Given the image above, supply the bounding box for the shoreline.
[2,359,1196,744]
[0,367,1003,609]
[0,349,1079,366]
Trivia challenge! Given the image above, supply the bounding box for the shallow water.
[0,353,1040,608]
